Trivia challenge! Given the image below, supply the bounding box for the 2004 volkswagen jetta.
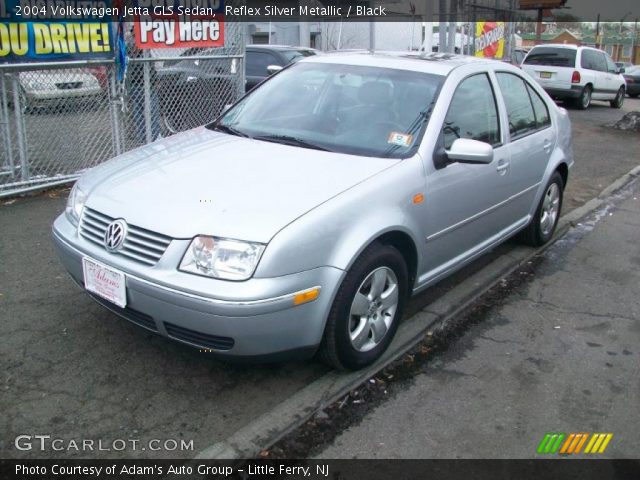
[53,52,573,370]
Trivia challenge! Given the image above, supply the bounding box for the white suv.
[522,44,626,110]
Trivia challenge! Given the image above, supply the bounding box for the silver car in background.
[53,52,573,370]
[7,69,102,110]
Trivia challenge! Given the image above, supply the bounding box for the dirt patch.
[607,111,640,132]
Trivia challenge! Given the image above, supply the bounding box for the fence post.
[0,72,16,177]
[109,68,123,156]
[11,73,29,182]
[143,50,152,144]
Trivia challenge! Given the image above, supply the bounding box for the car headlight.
[65,183,87,227]
[25,80,48,91]
[179,236,265,281]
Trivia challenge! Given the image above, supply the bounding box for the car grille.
[79,207,172,266]
[164,322,235,351]
[56,81,82,90]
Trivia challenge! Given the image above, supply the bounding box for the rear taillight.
[571,71,581,83]
[624,76,634,83]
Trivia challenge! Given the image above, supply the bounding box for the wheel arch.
[555,162,569,189]
[366,230,419,293]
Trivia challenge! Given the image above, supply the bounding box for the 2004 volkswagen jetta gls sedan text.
[53,52,573,370]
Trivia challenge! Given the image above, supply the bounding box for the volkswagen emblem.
[104,219,127,252]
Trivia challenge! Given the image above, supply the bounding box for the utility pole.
[439,0,447,52]
[422,0,434,55]
[632,19,638,64]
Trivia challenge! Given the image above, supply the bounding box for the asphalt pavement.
[317,178,640,459]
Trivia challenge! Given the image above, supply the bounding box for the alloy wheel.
[540,183,560,236]
[348,267,399,352]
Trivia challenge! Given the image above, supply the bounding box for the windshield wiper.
[209,123,250,138]
[252,134,332,152]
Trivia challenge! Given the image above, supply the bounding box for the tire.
[610,87,625,108]
[574,85,592,110]
[630,94,639,99]
[519,172,564,247]
[319,242,408,370]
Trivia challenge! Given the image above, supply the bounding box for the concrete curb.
[195,165,640,460]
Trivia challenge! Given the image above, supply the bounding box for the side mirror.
[617,67,626,74]
[266,65,283,75]
[446,138,494,164]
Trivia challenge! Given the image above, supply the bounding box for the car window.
[281,50,317,64]
[524,47,576,67]
[246,51,280,76]
[605,54,617,73]
[582,50,607,72]
[496,73,538,138]
[526,84,551,129]
[442,73,500,150]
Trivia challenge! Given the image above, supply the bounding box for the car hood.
[82,128,399,243]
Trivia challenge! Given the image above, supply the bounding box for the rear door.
[495,71,555,218]
[522,46,577,90]
[580,49,609,99]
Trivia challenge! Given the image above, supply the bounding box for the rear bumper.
[626,83,640,95]
[543,85,583,100]
[52,214,345,360]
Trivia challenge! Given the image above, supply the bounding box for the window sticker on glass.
[388,132,413,147]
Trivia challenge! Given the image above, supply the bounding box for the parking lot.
[1,97,639,459]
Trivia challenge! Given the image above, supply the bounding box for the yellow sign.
[0,22,111,62]
[475,21,505,59]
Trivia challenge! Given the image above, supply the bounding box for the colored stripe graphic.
[541,433,614,455]
[584,433,613,454]
[537,433,565,454]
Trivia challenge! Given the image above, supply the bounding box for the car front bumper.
[52,214,344,360]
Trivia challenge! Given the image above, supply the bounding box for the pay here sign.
[134,0,224,49]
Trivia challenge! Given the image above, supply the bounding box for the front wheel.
[610,87,625,108]
[319,243,408,370]
[519,172,564,247]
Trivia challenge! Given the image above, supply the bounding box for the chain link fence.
[0,22,245,197]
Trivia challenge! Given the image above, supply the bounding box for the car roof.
[247,44,317,51]
[301,51,500,76]
[530,43,579,50]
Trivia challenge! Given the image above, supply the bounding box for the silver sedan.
[53,52,573,369]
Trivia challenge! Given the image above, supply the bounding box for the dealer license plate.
[540,72,552,79]
[82,257,127,308]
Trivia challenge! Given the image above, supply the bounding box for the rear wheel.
[630,94,639,99]
[319,243,408,370]
[610,87,625,108]
[519,172,564,247]
[574,85,592,110]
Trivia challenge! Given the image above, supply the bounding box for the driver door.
[421,73,514,282]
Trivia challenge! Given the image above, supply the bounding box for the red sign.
[134,15,224,49]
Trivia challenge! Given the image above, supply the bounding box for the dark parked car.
[154,49,238,134]
[245,45,320,91]
[623,65,640,98]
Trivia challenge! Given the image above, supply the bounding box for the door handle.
[543,139,553,154]
[496,159,509,175]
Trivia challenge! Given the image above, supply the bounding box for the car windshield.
[209,62,443,158]
[524,47,577,67]
[281,49,318,63]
